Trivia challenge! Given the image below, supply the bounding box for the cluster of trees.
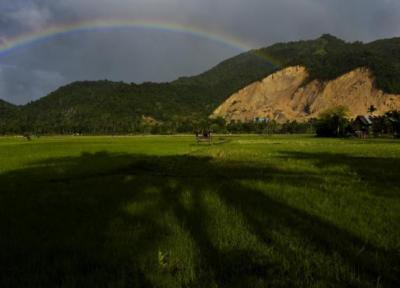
[96,117,313,135]
[203,108,399,138]
[223,119,315,135]
[369,110,400,137]
[314,106,400,138]
[145,109,400,137]
[315,106,350,137]
[138,117,315,135]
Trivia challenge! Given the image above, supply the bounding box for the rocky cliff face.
[212,66,400,122]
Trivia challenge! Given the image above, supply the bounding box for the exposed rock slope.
[212,66,400,122]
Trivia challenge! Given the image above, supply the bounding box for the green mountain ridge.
[0,99,17,118]
[259,34,400,92]
[1,34,400,134]
[0,99,16,109]
[1,52,276,134]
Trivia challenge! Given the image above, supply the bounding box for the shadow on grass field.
[0,151,399,287]
[279,151,400,198]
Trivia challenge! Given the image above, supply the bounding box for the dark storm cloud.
[0,0,399,104]
[0,64,66,104]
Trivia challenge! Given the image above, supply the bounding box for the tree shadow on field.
[0,152,399,287]
[278,151,400,198]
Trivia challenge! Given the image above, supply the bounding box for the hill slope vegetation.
[0,100,16,114]
[0,100,18,133]
[3,53,276,134]
[259,34,400,93]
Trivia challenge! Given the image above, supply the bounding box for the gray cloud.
[0,0,399,104]
[7,4,51,30]
[0,64,66,104]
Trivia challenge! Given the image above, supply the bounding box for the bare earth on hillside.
[212,66,400,122]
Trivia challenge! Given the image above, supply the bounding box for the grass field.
[0,135,399,287]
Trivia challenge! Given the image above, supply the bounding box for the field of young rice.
[0,135,399,287]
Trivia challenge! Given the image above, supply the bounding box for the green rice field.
[0,135,399,287]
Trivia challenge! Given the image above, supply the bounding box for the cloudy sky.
[0,0,399,104]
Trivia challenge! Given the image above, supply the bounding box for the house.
[253,117,270,124]
[352,115,373,138]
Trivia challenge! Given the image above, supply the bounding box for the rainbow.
[0,19,256,56]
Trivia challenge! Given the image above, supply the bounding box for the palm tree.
[368,105,377,115]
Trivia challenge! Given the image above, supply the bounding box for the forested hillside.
[259,34,400,93]
[3,52,276,134]
[0,100,16,114]
[1,34,400,134]
[0,100,18,134]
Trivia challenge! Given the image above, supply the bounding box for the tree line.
[1,107,399,138]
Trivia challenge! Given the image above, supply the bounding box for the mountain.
[1,34,400,134]
[0,99,16,112]
[0,100,17,121]
[212,66,400,123]
[12,52,276,134]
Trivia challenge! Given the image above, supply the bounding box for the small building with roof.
[253,117,270,124]
[352,115,374,138]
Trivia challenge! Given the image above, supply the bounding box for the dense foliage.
[259,34,400,93]
[372,111,400,137]
[0,100,18,134]
[1,34,400,134]
[315,106,350,137]
[0,100,16,116]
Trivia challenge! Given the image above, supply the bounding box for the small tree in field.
[315,106,349,137]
